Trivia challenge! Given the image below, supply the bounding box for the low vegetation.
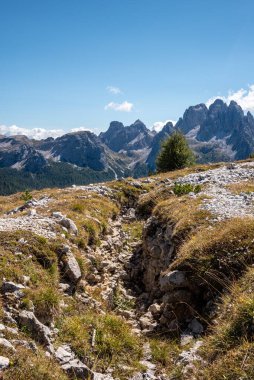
[154,194,211,245]
[191,267,254,379]
[174,217,254,280]
[4,347,69,380]
[226,179,254,194]
[0,231,60,285]
[150,338,181,376]
[110,180,146,207]
[58,311,143,378]
[122,221,143,241]
[136,186,174,217]
[173,182,201,196]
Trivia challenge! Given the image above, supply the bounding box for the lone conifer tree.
[156,131,195,172]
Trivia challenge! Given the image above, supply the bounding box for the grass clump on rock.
[174,217,254,282]
[58,311,143,377]
[153,195,211,245]
[4,347,68,380]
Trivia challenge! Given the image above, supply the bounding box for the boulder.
[59,217,78,235]
[0,356,9,370]
[52,211,64,218]
[2,281,25,293]
[139,312,153,330]
[58,283,71,292]
[148,303,161,315]
[59,246,82,285]
[22,276,30,286]
[0,338,15,351]
[188,318,204,335]
[61,359,92,379]
[18,310,52,347]
[55,345,75,363]
[159,270,187,291]
[93,374,114,380]
[55,345,109,379]
[178,340,203,365]
[86,273,101,284]
[28,209,36,216]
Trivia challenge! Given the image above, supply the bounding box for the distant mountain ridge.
[99,119,155,154]
[180,99,254,162]
[0,98,254,194]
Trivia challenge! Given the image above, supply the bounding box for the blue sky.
[0,0,254,137]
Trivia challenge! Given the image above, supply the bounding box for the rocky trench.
[0,184,209,379]
[82,193,209,378]
[129,216,207,337]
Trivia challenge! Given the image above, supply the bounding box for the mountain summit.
[99,119,154,154]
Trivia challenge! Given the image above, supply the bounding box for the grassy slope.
[1,160,254,378]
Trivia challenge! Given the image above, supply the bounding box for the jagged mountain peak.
[132,119,146,126]
[100,119,153,154]
[162,120,175,132]
[247,111,254,123]
[176,102,208,134]
[209,98,226,108]
[107,120,125,131]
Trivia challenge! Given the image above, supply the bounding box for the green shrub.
[173,182,201,196]
[20,190,33,203]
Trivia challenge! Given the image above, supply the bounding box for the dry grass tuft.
[153,195,211,245]
[174,218,254,278]
[194,268,254,379]
[227,180,254,194]
[4,347,68,380]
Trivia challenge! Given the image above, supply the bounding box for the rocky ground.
[0,161,254,379]
[176,161,254,220]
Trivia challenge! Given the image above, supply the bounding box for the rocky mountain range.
[0,99,254,194]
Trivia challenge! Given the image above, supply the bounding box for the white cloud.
[107,86,122,95]
[152,119,176,132]
[104,101,134,112]
[206,84,254,112]
[70,127,91,133]
[0,125,93,140]
[0,125,65,139]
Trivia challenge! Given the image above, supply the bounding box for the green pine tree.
[156,131,195,172]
